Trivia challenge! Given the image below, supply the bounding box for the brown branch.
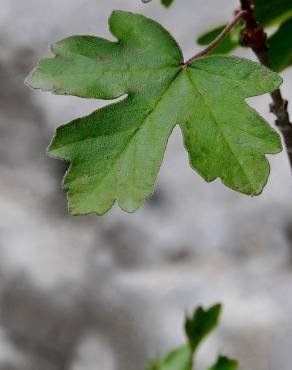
[183,10,248,66]
[240,0,292,168]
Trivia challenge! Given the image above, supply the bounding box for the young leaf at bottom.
[146,346,193,370]
[26,11,282,215]
[145,304,239,370]
[185,304,221,350]
[208,356,239,370]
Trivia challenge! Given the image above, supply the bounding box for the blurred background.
[1,0,292,369]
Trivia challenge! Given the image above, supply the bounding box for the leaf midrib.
[47,62,180,76]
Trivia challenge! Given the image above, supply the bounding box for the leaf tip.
[210,355,239,370]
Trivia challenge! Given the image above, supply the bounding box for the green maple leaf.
[26,11,282,215]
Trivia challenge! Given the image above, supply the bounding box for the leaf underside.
[26,10,282,215]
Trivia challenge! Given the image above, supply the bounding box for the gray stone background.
[1,0,292,369]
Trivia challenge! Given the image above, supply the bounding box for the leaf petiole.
[183,10,247,66]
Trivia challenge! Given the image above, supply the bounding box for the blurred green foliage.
[197,0,292,71]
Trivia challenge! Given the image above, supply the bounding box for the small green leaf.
[26,11,282,215]
[185,304,221,350]
[197,25,226,46]
[161,0,174,6]
[197,23,242,55]
[269,17,292,71]
[148,346,193,370]
[208,356,239,370]
[145,304,239,370]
